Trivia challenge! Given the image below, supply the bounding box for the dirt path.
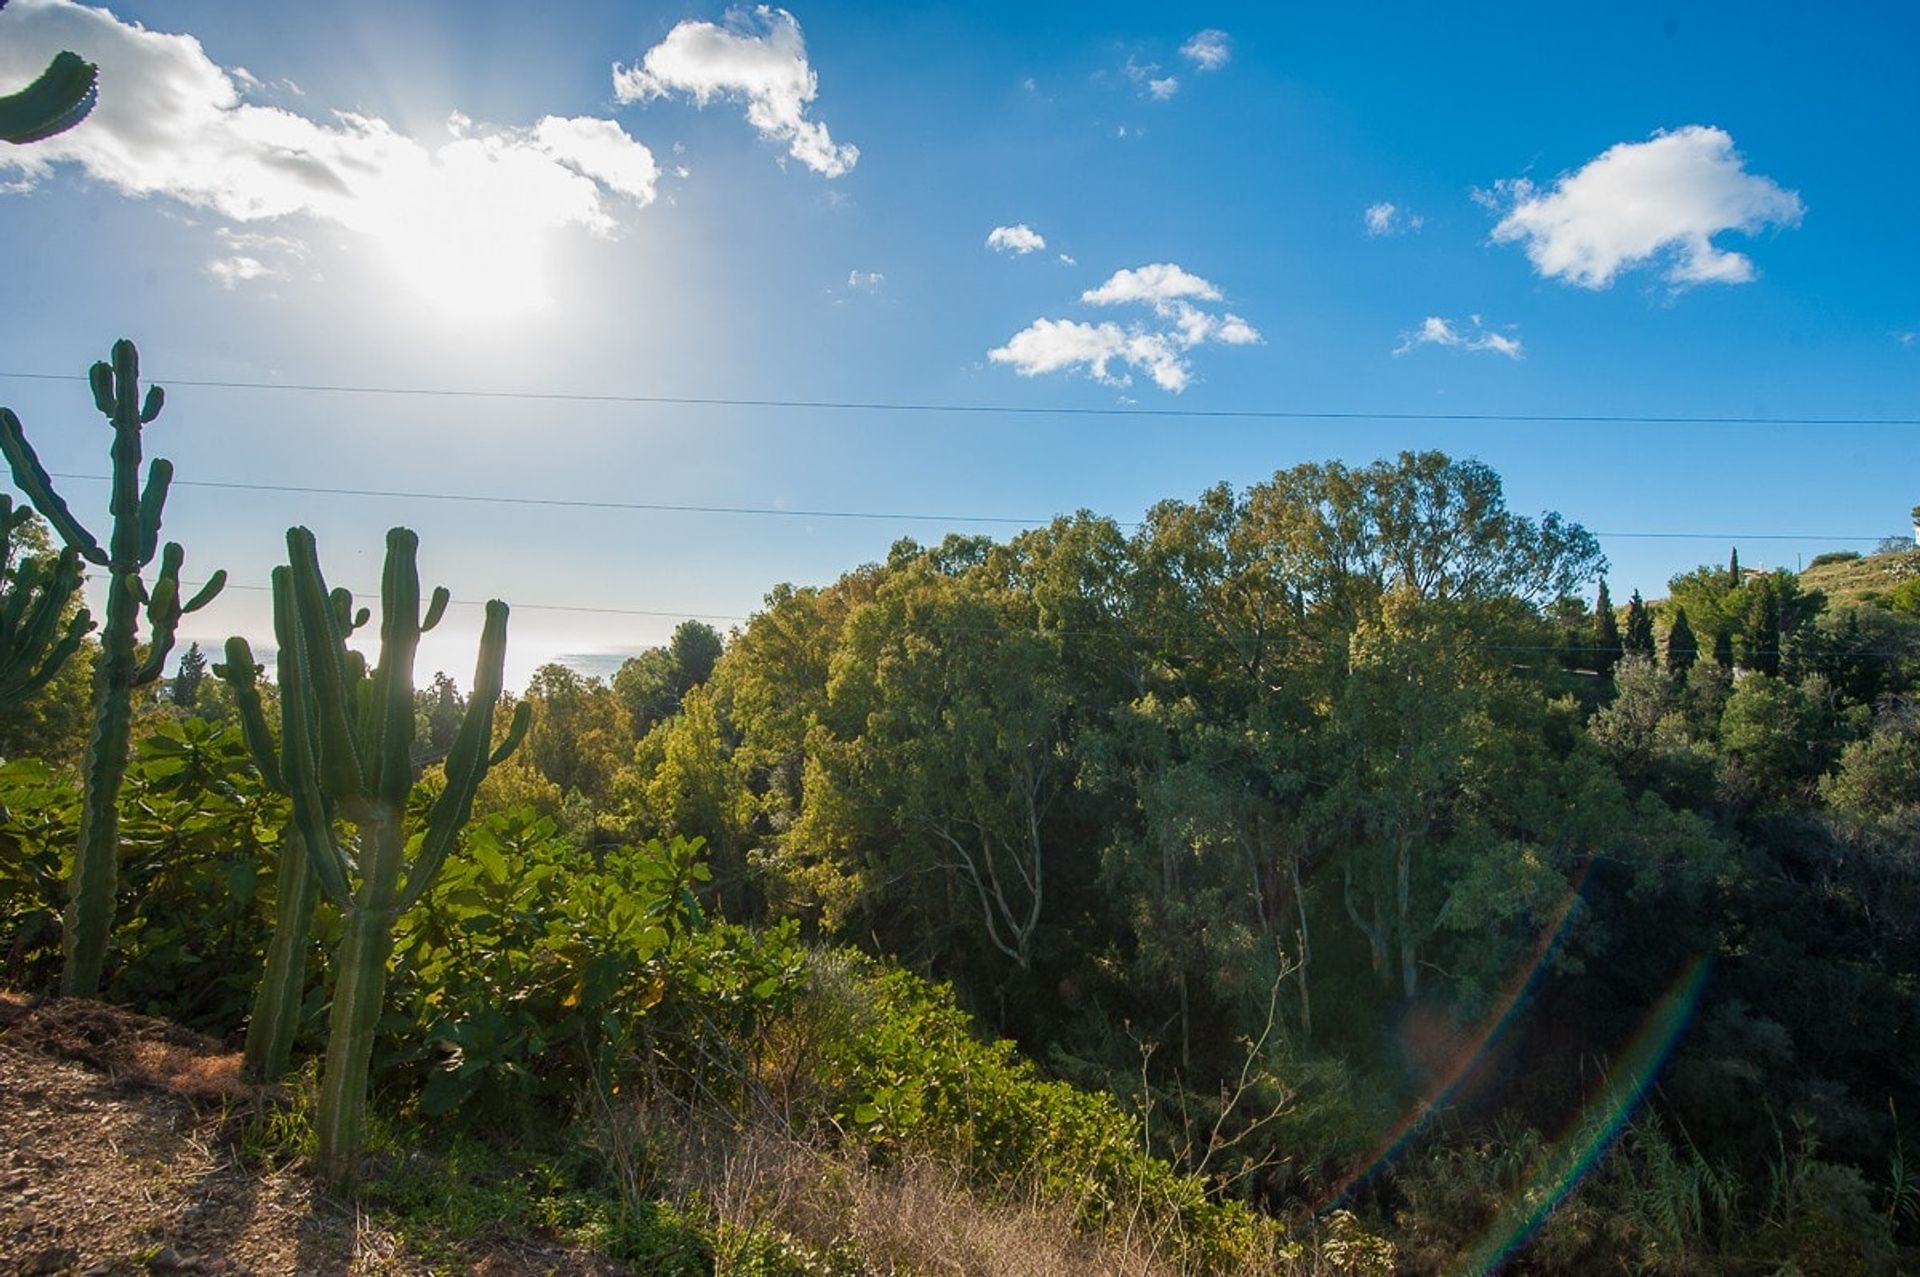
[0,996,606,1276]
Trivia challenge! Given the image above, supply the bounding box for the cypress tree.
[1665,606,1699,675]
[1624,590,1655,656]
[1593,580,1623,677]
[1742,577,1782,677]
[1728,546,1741,586]
[1713,626,1735,671]
[170,641,207,709]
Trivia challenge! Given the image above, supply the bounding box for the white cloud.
[1896,331,1918,348]
[613,6,856,178]
[205,255,278,288]
[845,268,884,292]
[993,260,1260,394]
[1083,262,1222,308]
[989,319,1191,392]
[1122,56,1178,101]
[1364,201,1422,236]
[1393,315,1523,359]
[986,223,1046,255]
[0,0,659,314]
[1488,125,1802,289]
[1057,253,1076,266]
[1180,29,1231,72]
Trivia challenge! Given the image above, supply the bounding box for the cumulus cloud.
[1487,125,1802,288]
[986,223,1046,255]
[1393,315,1523,359]
[991,260,1260,393]
[1082,262,1221,307]
[1180,29,1231,71]
[613,6,856,177]
[1364,201,1422,236]
[990,320,1192,392]
[845,268,884,292]
[0,0,659,309]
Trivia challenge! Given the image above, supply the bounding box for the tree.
[1738,575,1783,677]
[1624,589,1655,656]
[1593,580,1623,676]
[418,671,466,758]
[520,663,627,804]
[1713,626,1735,671]
[1728,545,1741,586]
[612,619,726,739]
[169,642,207,709]
[1665,605,1699,675]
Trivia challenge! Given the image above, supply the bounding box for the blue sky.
[1,0,1916,686]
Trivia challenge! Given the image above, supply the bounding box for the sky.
[1,0,1916,688]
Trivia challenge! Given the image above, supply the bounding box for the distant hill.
[1800,545,1920,608]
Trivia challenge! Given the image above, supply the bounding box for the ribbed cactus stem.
[266,525,526,1189]
[0,339,225,996]
[225,569,322,1082]
[0,497,93,705]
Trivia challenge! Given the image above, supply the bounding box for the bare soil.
[0,994,614,1276]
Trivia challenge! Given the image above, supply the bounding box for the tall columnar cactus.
[0,495,93,705]
[218,570,370,1082]
[241,525,527,1188]
[0,339,226,995]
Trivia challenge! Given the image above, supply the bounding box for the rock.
[23,1246,80,1275]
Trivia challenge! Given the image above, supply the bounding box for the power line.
[4,368,1917,427]
[38,471,1894,543]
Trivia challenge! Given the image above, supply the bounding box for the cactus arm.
[489,699,532,767]
[183,570,226,613]
[397,600,510,912]
[0,409,106,565]
[10,610,91,701]
[421,586,450,633]
[218,636,284,791]
[136,459,171,566]
[0,49,98,145]
[369,528,424,809]
[131,543,185,686]
[285,527,367,808]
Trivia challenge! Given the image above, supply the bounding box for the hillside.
[1799,545,1920,608]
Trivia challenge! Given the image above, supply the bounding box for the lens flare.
[1316,861,1594,1212]
[1446,956,1713,1276]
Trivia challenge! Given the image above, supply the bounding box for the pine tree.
[1624,590,1655,656]
[1713,626,1735,671]
[170,641,207,709]
[1665,606,1698,675]
[1593,580,1623,677]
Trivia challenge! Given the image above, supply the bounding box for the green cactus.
[0,496,93,705]
[250,525,527,1187]
[218,570,371,1081]
[0,339,226,996]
